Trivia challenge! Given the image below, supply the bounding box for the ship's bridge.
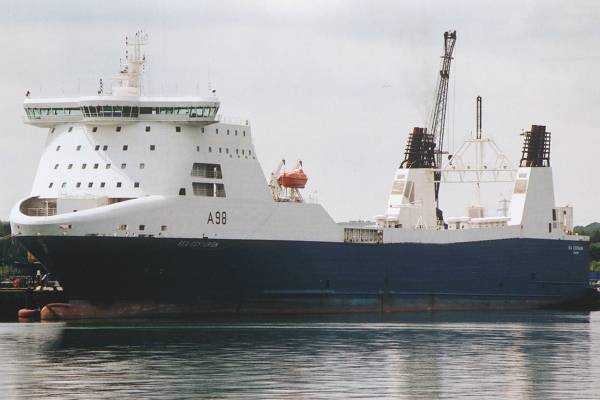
[23,96,220,127]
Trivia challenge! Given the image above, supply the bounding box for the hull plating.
[17,236,589,315]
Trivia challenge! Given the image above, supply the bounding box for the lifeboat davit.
[277,169,308,188]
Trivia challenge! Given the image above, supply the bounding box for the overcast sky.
[0,0,599,224]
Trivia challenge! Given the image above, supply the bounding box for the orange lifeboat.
[277,169,308,188]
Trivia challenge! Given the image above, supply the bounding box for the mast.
[430,30,456,208]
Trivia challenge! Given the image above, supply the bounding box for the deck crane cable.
[428,30,457,218]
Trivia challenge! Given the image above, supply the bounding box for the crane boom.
[430,30,456,207]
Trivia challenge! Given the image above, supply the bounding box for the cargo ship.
[9,31,590,319]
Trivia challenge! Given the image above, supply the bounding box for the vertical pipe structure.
[429,30,457,219]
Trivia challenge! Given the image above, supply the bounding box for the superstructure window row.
[80,106,218,118]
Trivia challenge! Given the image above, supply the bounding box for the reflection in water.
[0,311,598,399]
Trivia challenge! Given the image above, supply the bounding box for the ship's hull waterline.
[16,235,589,318]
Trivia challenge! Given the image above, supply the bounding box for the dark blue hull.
[16,236,590,314]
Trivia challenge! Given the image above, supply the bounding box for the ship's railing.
[344,228,383,244]
[23,207,57,217]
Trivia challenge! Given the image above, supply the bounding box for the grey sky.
[1,0,599,224]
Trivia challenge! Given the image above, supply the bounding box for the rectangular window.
[106,164,111,169]
[196,146,200,152]
[117,224,127,231]
[121,163,126,169]
[95,145,100,151]
[139,224,145,231]
[209,146,212,153]
[123,145,128,151]
[82,163,87,169]
[227,129,230,135]
[192,182,226,197]
[54,164,59,170]
[235,130,238,136]
[76,182,81,188]
[92,127,98,133]
[150,145,156,151]
[61,182,66,188]
[161,225,167,231]
[249,150,252,156]
[56,146,61,151]
[216,128,219,134]
[139,163,145,169]
[88,182,93,188]
[201,128,205,133]
[176,126,181,133]
[116,126,122,132]
[219,147,222,153]
[103,145,108,151]
[68,164,73,169]
[134,182,139,188]
[100,182,106,188]
[50,128,55,134]
[76,145,81,151]
[93,163,99,169]
[116,182,122,188]
[145,126,151,132]
[68,127,73,133]
[191,163,222,178]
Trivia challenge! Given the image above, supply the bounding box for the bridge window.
[192,182,226,197]
[191,163,222,178]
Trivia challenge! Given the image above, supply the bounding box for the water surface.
[0,311,599,399]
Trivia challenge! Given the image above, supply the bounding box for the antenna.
[476,95,482,139]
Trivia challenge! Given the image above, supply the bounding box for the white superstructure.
[10,33,585,246]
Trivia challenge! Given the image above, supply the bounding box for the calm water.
[0,311,599,399]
